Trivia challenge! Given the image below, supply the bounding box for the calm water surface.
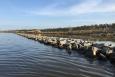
[0,33,115,77]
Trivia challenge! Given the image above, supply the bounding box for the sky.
[0,0,115,30]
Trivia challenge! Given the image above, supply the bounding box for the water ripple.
[0,33,114,77]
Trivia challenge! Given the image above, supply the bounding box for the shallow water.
[0,33,115,77]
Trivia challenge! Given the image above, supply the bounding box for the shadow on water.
[66,50,72,55]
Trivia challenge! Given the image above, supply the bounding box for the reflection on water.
[96,41,115,47]
[0,33,115,77]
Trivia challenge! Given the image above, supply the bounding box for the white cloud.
[70,0,101,15]
[93,3,115,12]
[28,0,115,16]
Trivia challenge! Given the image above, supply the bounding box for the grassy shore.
[40,23,115,41]
[14,23,115,41]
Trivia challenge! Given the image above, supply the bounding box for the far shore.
[1,23,115,42]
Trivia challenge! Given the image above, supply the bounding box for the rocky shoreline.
[17,33,115,64]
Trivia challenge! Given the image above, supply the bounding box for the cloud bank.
[29,0,115,16]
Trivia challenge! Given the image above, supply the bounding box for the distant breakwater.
[16,33,115,64]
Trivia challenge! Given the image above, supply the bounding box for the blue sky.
[0,0,115,30]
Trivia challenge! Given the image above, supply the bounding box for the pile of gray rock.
[17,33,115,64]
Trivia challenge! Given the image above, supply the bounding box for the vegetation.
[41,23,115,41]
[5,23,115,41]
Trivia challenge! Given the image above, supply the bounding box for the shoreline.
[16,33,115,64]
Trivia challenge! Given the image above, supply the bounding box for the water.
[0,33,115,77]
